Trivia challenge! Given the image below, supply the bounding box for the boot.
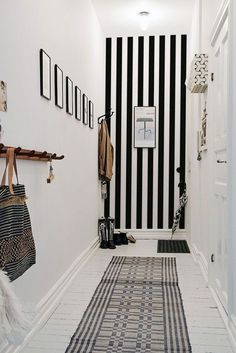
[106,217,116,249]
[98,217,108,249]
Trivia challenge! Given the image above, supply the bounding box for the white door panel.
[211,16,228,311]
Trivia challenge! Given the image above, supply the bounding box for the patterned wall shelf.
[186,54,208,93]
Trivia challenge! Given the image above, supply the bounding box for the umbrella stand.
[171,187,188,240]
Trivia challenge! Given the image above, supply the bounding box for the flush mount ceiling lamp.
[139,11,150,31]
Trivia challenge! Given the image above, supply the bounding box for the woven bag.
[0,148,36,281]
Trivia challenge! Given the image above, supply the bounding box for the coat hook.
[57,155,64,160]
[15,147,22,154]
[51,153,57,159]
[29,150,35,157]
[41,151,48,158]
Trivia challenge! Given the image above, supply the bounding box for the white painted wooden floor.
[21,240,233,353]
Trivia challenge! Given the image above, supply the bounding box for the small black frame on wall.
[89,100,94,129]
[54,64,63,109]
[75,86,81,121]
[66,76,73,115]
[40,49,51,100]
[82,94,88,125]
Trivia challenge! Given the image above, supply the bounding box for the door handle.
[217,160,227,164]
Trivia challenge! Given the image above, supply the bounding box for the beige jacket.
[99,120,114,181]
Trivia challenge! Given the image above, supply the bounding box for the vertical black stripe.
[179,35,187,229]
[168,35,176,228]
[126,37,133,229]
[104,38,112,218]
[158,36,165,229]
[136,36,144,229]
[147,36,155,229]
[115,38,122,228]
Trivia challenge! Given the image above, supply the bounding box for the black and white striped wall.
[104,35,187,231]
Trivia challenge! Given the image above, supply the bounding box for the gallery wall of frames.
[39,49,94,129]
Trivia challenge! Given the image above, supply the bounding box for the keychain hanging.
[47,155,55,183]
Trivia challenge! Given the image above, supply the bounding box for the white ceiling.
[92,0,196,36]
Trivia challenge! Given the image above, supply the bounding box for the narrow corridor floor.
[21,240,233,353]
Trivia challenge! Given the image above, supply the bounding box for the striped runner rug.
[65,257,192,353]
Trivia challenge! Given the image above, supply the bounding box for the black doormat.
[158,240,190,253]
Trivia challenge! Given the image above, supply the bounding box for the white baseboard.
[208,290,236,353]
[115,229,187,240]
[228,316,236,353]
[190,241,208,281]
[3,236,99,353]
[190,241,236,352]
[208,285,228,324]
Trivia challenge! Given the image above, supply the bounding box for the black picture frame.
[75,86,82,121]
[54,65,63,108]
[82,94,88,125]
[66,76,73,115]
[89,100,94,129]
[40,49,51,100]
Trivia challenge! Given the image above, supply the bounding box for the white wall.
[0,0,104,306]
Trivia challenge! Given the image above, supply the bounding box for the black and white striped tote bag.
[0,148,36,281]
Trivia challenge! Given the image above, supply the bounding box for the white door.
[210,14,228,311]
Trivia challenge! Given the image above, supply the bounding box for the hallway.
[1,0,236,351]
[21,241,233,353]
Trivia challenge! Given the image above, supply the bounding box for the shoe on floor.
[114,233,122,246]
[120,232,128,245]
[127,234,136,243]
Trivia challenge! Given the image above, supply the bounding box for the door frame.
[210,0,229,47]
[227,0,236,345]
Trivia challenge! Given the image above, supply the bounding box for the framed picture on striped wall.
[134,106,156,148]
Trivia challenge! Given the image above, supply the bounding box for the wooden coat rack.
[0,143,64,161]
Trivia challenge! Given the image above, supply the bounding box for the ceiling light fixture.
[139,11,150,31]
